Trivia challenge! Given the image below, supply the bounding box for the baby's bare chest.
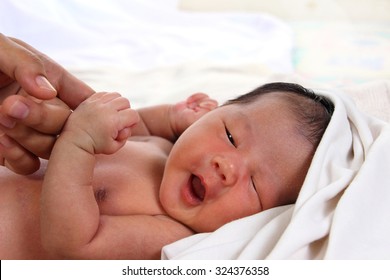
[92,137,172,216]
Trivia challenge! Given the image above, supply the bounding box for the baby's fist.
[67,92,139,154]
[171,93,218,136]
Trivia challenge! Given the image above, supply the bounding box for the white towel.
[162,88,390,259]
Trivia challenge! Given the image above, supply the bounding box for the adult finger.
[0,34,57,100]
[54,70,95,109]
[0,130,40,175]
[1,94,71,134]
[11,37,95,108]
[6,36,95,108]
[0,122,56,160]
[0,95,69,160]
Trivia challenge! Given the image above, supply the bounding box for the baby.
[0,82,333,260]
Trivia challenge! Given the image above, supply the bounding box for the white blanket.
[162,87,390,259]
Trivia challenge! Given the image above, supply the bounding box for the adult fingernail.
[36,75,56,92]
[9,100,29,119]
[0,114,16,128]
[0,132,13,148]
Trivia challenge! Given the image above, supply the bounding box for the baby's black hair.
[225,82,334,146]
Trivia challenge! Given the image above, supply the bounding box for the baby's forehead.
[217,96,290,125]
[221,92,292,112]
[223,91,290,105]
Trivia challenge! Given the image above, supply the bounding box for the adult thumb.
[0,34,57,100]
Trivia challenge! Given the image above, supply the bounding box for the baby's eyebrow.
[237,111,252,132]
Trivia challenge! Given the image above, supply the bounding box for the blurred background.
[1,0,389,106]
[181,0,390,86]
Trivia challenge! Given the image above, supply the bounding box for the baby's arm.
[132,93,217,141]
[40,92,139,256]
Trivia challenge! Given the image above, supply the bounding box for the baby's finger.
[108,94,131,111]
[116,127,132,142]
[186,93,218,112]
[113,109,140,142]
[198,99,218,111]
[119,108,140,129]
[186,93,208,110]
[0,131,40,175]
[186,93,209,103]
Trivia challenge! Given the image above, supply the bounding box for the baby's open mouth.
[190,175,205,202]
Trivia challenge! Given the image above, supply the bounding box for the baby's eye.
[225,127,236,147]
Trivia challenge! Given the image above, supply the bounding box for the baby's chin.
[186,220,223,233]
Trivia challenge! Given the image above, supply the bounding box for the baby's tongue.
[191,176,205,201]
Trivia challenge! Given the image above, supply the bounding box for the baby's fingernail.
[199,100,217,108]
[36,75,56,92]
[9,100,29,119]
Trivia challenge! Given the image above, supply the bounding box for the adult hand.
[0,34,95,174]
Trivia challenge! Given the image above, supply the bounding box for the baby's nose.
[212,155,238,186]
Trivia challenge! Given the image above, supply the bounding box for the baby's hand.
[64,92,139,154]
[171,93,218,136]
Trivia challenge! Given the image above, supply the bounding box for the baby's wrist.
[168,104,180,140]
[57,129,95,155]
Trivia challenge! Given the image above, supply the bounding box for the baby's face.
[160,93,315,232]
